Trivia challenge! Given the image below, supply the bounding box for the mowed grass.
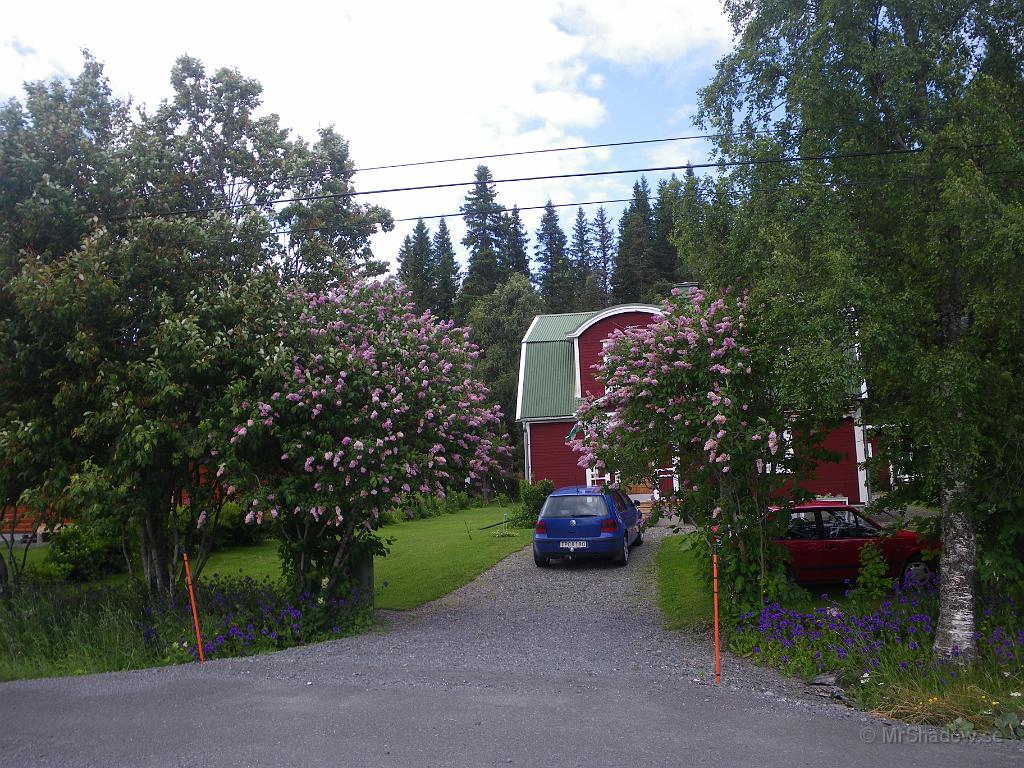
[375,508,531,609]
[15,506,531,612]
[656,534,713,631]
[202,505,531,610]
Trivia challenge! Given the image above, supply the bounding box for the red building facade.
[516,305,872,505]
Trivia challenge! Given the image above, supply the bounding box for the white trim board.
[564,304,662,340]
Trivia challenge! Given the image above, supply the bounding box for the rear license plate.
[559,541,588,550]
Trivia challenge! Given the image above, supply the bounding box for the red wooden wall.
[528,420,586,488]
[577,311,658,398]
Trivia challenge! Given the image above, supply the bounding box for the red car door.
[783,509,825,583]
[820,507,880,582]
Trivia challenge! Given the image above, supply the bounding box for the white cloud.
[554,0,733,66]
[1,0,731,272]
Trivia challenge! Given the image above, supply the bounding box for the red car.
[776,502,937,586]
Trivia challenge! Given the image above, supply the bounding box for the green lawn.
[201,505,531,610]
[16,507,530,611]
[655,534,713,630]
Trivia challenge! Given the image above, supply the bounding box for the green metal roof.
[523,312,596,343]
[518,340,578,420]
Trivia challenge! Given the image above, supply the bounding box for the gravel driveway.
[2,527,1020,767]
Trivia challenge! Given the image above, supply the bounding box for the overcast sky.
[1,1,734,273]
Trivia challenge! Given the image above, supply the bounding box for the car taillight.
[535,520,546,534]
[600,518,616,533]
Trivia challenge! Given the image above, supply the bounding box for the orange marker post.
[712,538,721,685]
[183,552,205,665]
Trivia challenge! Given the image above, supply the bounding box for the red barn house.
[515,304,874,506]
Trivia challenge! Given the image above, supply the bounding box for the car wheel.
[533,547,549,568]
[613,535,629,566]
[900,557,933,588]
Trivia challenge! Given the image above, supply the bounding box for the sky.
[1,1,735,274]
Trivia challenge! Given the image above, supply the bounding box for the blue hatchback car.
[532,485,643,567]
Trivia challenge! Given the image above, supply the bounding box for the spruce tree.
[590,205,615,305]
[673,168,708,283]
[568,207,592,282]
[611,178,655,303]
[569,207,604,310]
[651,176,683,295]
[458,165,505,317]
[498,205,531,280]
[534,200,574,312]
[431,217,460,319]
[396,219,434,313]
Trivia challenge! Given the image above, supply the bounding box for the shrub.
[402,495,444,520]
[43,524,125,582]
[509,479,555,528]
[212,501,270,549]
[443,491,471,513]
[847,542,893,605]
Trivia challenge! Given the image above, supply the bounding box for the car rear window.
[540,495,607,518]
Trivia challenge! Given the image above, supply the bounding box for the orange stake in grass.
[712,536,721,685]
[183,552,205,665]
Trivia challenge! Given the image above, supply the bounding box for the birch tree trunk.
[932,481,976,661]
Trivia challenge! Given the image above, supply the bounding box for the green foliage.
[458,165,506,318]
[730,585,1024,736]
[43,524,125,582]
[534,200,574,312]
[396,219,435,314]
[509,478,555,528]
[468,273,544,466]
[211,502,269,550]
[0,575,372,681]
[589,206,615,305]
[431,218,461,319]
[611,178,655,303]
[847,543,894,606]
[693,0,1024,656]
[498,206,532,280]
[0,54,392,597]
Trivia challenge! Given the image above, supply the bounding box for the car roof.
[769,501,855,511]
[550,485,609,496]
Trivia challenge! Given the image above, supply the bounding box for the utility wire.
[125,147,924,222]
[126,119,925,203]
[266,164,1022,240]
[349,122,880,173]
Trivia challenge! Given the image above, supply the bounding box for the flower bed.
[1,575,372,681]
[730,578,1024,737]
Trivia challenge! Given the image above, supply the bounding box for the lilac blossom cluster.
[571,286,784,525]
[225,280,510,531]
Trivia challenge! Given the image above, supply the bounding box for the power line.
[126,119,917,203]
[350,123,855,173]
[390,197,634,224]
[128,147,923,222]
[269,164,1023,239]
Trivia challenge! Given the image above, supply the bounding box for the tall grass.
[0,581,155,680]
[0,576,372,682]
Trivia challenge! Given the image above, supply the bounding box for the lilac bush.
[224,279,509,596]
[572,287,842,612]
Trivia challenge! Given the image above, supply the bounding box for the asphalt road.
[2,527,1020,768]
